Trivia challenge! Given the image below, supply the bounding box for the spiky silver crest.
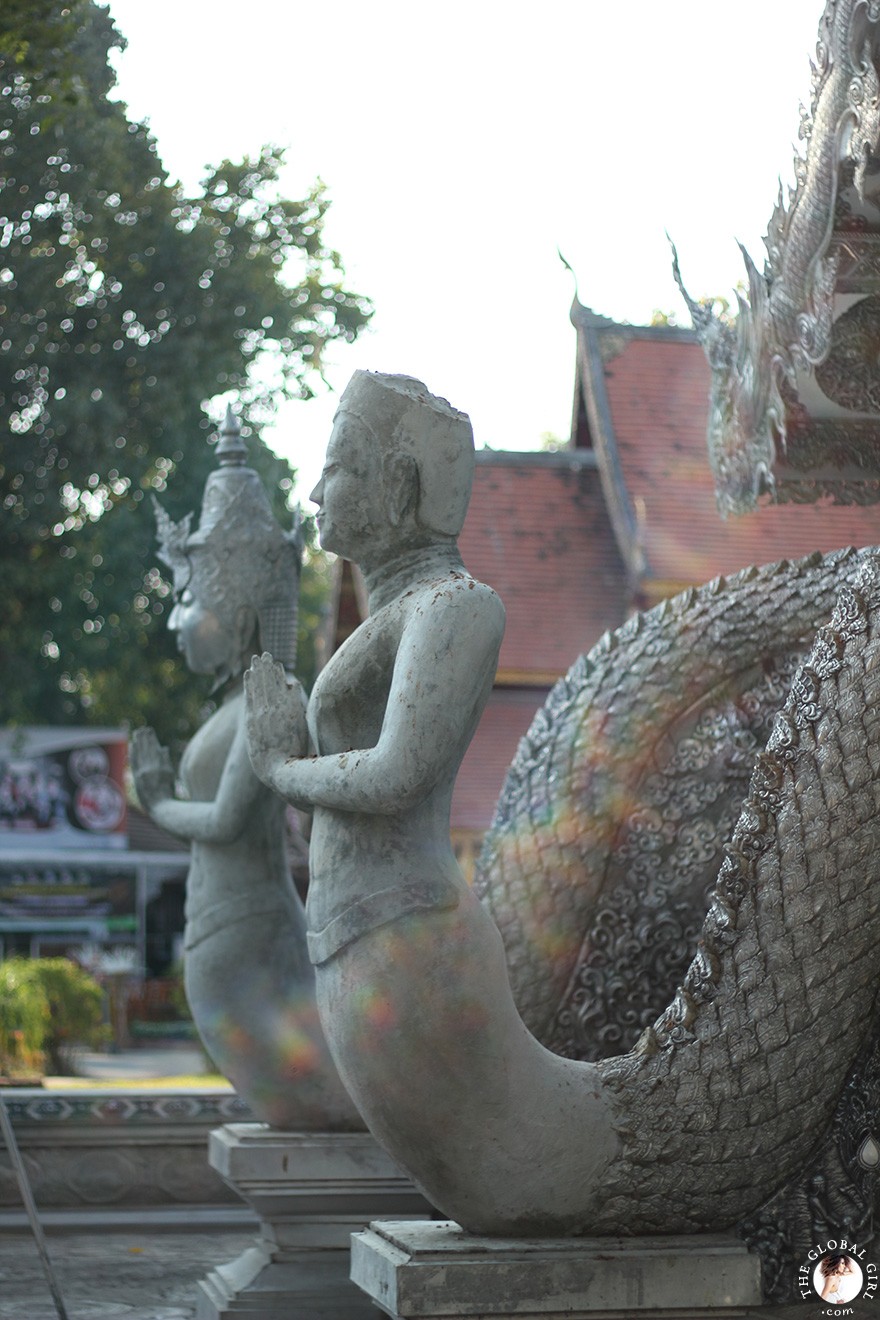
[677,0,880,513]
[154,406,303,670]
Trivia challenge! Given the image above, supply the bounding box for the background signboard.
[0,728,128,850]
[0,864,136,930]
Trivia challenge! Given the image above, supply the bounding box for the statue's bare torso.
[305,570,501,938]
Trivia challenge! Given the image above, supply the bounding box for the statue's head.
[154,409,302,684]
[311,371,474,561]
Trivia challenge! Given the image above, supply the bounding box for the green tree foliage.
[0,2,81,88]
[0,954,48,1073]
[0,956,106,1074]
[0,2,371,742]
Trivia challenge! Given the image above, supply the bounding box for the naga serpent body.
[476,547,872,1065]
[475,545,880,1293]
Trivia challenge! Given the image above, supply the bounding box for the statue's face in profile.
[310,410,386,560]
[168,585,232,676]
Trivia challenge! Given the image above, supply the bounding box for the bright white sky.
[102,0,822,500]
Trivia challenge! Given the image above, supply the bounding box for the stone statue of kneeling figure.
[131,413,360,1130]
[244,372,617,1231]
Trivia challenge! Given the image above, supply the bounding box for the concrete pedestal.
[350,1220,763,1319]
[196,1125,431,1319]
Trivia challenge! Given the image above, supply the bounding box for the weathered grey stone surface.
[351,1219,762,1318]
[131,409,359,1131]
[197,1250,376,1319]
[197,1123,430,1318]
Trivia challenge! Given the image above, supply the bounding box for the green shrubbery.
[0,959,47,1075]
[0,958,108,1076]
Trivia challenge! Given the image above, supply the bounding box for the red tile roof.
[459,454,627,678]
[452,686,549,832]
[600,335,880,583]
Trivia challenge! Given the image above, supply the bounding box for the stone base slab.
[0,1087,252,1209]
[197,1125,431,1319]
[350,1219,763,1318]
[198,1242,378,1319]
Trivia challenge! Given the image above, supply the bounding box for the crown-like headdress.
[154,407,303,670]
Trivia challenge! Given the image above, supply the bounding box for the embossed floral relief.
[552,653,803,1062]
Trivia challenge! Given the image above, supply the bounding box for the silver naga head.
[153,407,303,680]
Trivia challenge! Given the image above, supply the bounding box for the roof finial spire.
[215,403,247,467]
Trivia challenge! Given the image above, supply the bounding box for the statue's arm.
[246,583,504,815]
[130,719,265,845]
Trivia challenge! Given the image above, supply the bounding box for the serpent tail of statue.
[476,547,871,1062]
[588,549,880,1232]
[467,546,880,1286]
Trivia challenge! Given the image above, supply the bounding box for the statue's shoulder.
[192,688,244,736]
[413,571,505,637]
[415,570,503,608]
[457,572,505,616]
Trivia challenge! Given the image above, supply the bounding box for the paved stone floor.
[2,1225,878,1318]
[0,1227,254,1319]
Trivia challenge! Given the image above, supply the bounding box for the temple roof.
[573,306,880,595]
[459,450,627,679]
[451,687,550,834]
[451,450,629,842]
